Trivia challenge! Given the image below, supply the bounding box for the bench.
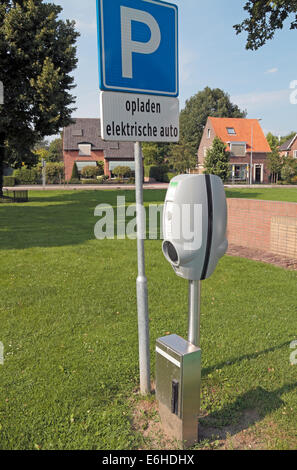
[3,189,29,202]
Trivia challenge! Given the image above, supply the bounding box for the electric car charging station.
[156,174,228,447]
[97,0,228,448]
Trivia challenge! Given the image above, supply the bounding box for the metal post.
[188,280,201,347]
[250,125,253,185]
[42,159,46,189]
[134,141,151,395]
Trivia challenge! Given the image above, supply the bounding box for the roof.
[279,134,297,151]
[63,118,134,159]
[208,117,271,153]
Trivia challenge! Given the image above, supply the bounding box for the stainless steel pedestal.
[156,334,201,447]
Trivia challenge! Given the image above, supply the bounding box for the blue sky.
[51,0,297,137]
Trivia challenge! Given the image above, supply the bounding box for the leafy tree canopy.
[142,142,171,166]
[0,0,79,193]
[47,137,63,162]
[180,87,246,157]
[203,137,231,182]
[169,138,197,173]
[279,131,297,146]
[234,0,297,50]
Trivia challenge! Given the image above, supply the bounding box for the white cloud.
[231,89,290,109]
[74,19,97,34]
[265,67,278,74]
[179,48,198,85]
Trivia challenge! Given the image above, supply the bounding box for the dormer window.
[78,143,91,156]
[230,142,246,156]
[72,129,83,136]
[227,127,236,135]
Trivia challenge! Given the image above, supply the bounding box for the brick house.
[197,117,271,183]
[63,118,135,181]
[279,134,297,159]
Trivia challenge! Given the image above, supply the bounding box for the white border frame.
[99,0,178,96]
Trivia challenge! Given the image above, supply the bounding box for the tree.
[71,162,79,181]
[35,147,50,164]
[142,142,171,166]
[266,132,283,183]
[203,137,231,182]
[267,151,283,183]
[47,137,63,162]
[180,87,246,157]
[281,156,297,183]
[0,0,79,196]
[279,131,297,146]
[96,161,104,175]
[169,138,196,173]
[234,1,297,50]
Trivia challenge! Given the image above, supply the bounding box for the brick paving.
[227,244,297,270]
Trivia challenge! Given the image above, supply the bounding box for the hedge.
[145,165,169,182]
[13,167,41,184]
[45,162,64,184]
[3,176,16,186]
[81,178,103,185]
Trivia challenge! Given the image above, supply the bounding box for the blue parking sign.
[97,0,178,97]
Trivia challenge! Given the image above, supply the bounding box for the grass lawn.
[225,187,297,203]
[0,190,297,450]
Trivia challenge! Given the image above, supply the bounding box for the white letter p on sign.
[121,6,161,79]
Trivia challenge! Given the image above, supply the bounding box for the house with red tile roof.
[197,117,271,183]
[279,134,297,159]
[63,118,135,181]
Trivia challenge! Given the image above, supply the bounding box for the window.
[76,161,97,172]
[207,129,211,138]
[230,142,246,156]
[78,144,91,156]
[72,129,83,137]
[227,127,236,135]
[293,150,297,159]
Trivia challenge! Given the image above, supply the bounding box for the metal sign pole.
[134,141,151,395]
[42,158,46,189]
[188,280,201,347]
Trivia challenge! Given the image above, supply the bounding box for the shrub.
[97,175,108,183]
[281,164,296,183]
[68,178,80,184]
[45,162,65,184]
[80,165,101,179]
[96,161,104,175]
[112,166,131,178]
[13,166,41,184]
[167,172,178,181]
[3,176,15,186]
[81,178,101,185]
[71,162,79,181]
[147,165,169,182]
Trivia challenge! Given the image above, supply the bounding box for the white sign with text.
[100,91,179,142]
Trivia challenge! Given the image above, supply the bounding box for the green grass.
[225,187,297,203]
[0,190,297,450]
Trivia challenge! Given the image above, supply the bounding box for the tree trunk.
[0,132,5,198]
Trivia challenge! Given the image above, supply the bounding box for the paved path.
[4,184,297,191]
[227,244,297,270]
[3,183,169,191]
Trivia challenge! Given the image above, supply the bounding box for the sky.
[50,0,297,138]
